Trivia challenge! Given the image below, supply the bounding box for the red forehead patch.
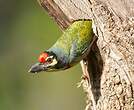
[38,53,48,63]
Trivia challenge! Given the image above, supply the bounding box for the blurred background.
[0,0,85,110]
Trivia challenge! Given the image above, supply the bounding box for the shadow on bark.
[88,41,103,103]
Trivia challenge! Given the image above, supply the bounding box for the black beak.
[28,63,45,73]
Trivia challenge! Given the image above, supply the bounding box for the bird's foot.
[77,74,89,88]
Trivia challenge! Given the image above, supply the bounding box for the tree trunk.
[38,0,134,110]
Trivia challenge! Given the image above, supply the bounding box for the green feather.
[49,20,93,66]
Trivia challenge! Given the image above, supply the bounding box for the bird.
[28,20,94,73]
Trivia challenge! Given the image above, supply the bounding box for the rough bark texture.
[38,0,134,110]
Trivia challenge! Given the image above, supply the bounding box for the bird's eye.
[46,58,53,63]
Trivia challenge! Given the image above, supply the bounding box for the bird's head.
[29,51,59,73]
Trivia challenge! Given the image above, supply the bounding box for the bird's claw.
[77,74,89,88]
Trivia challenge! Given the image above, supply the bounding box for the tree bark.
[38,0,134,110]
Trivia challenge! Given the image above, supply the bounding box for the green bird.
[29,20,94,73]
